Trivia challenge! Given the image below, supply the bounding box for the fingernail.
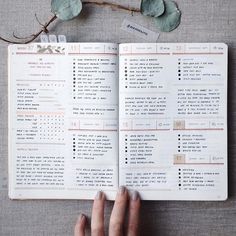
[131,191,139,201]
[95,191,103,200]
[118,186,126,195]
[77,214,85,223]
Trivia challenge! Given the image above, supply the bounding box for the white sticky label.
[40,34,49,43]
[58,35,67,43]
[49,35,58,43]
[121,19,160,42]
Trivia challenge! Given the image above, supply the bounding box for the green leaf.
[154,0,181,32]
[51,0,82,21]
[141,0,165,17]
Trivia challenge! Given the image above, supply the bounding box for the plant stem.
[0,15,57,44]
[83,0,140,13]
[0,1,140,44]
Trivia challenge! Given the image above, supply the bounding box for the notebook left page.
[8,43,119,200]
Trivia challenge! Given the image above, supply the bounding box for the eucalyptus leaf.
[141,0,165,17]
[154,0,181,32]
[51,0,82,21]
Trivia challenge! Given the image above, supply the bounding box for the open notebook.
[8,43,228,200]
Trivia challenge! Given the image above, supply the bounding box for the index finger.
[127,191,141,236]
[91,191,105,236]
[109,186,128,236]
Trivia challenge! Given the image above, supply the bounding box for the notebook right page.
[119,43,228,200]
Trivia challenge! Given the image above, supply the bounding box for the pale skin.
[74,187,141,236]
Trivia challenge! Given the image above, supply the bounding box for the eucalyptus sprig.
[0,0,181,44]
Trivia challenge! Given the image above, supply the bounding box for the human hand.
[74,187,141,236]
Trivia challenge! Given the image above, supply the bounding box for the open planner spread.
[8,43,228,200]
